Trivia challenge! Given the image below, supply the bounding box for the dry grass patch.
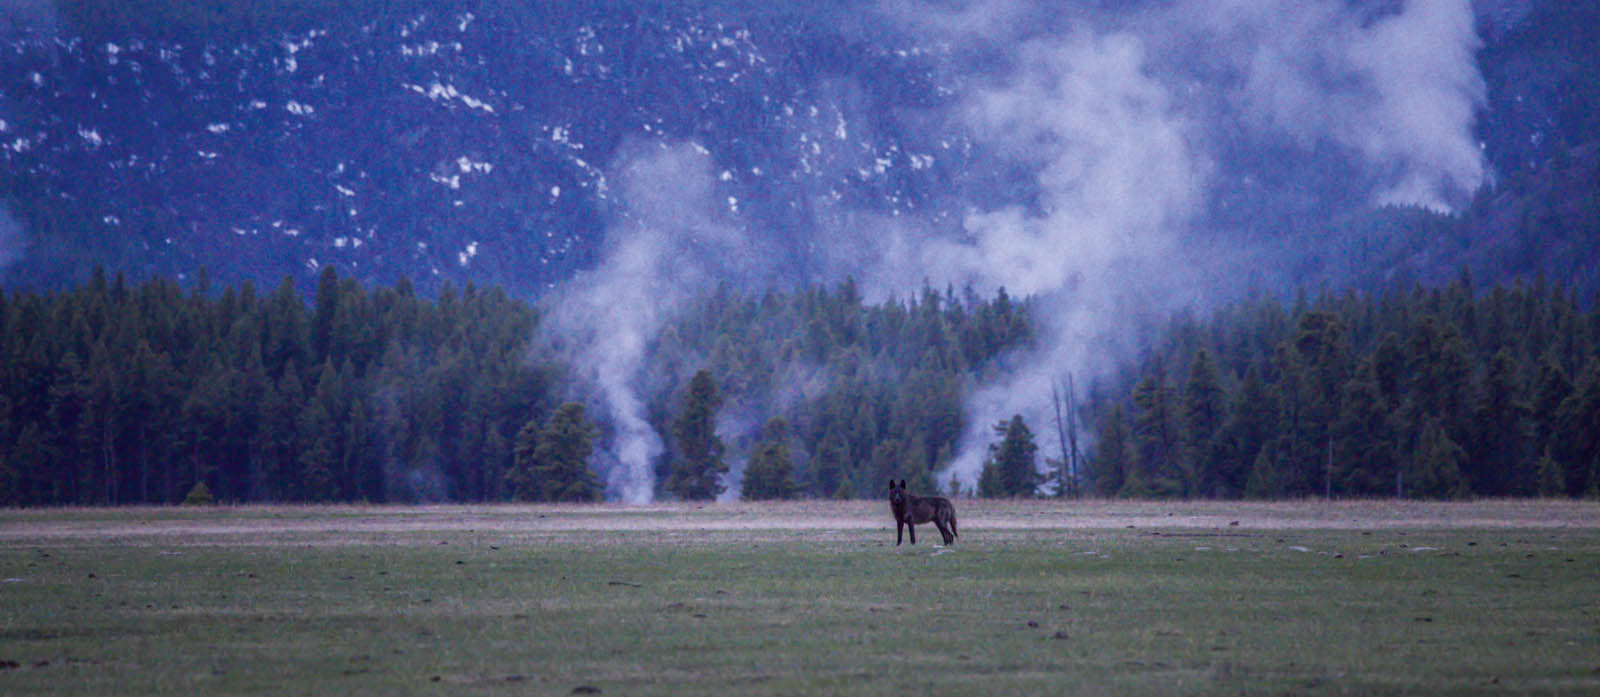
[4,499,1597,545]
[1,500,1597,696]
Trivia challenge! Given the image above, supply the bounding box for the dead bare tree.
[1051,375,1083,498]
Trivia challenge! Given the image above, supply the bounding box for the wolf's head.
[887,479,907,508]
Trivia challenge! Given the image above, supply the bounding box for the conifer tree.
[977,456,1005,498]
[256,361,304,500]
[182,480,215,506]
[1217,364,1276,496]
[311,265,341,362]
[1530,354,1573,445]
[0,396,17,506]
[1472,349,1530,494]
[297,393,337,501]
[1371,331,1406,407]
[46,350,88,503]
[1090,405,1133,497]
[1244,443,1284,499]
[1410,418,1469,499]
[1553,361,1600,496]
[979,414,1040,497]
[506,417,541,501]
[900,442,938,496]
[742,417,798,500]
[1181,348,1226,498]
[530,402,602,502]
[1333,359,1397,495]
[869,439,906,490]
[127,339,181,503]
[1535,448,1565,498]
[1131,363,1180,496]
[668,370,727,500]
[1405,315,1471,439]
[811,428,850,498]
[297,362,341,501]
[832,474,857,500]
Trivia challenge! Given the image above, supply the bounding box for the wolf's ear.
[899,479,906,489]
[887,479,894,489]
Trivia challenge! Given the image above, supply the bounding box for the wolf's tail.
[949,507,959,539]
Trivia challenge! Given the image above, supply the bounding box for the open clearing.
[2,500,1598,696]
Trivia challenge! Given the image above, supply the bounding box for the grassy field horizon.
[3,499,1598,695]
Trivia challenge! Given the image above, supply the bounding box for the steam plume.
[543,141,774,503]
[551,0,1491,498]
[1179,0,1488,210]
[877,0,1489,488]
[927,30,1204,486]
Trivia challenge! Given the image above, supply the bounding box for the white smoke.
[874,0,1489,488]
[548,0,1491,498]
[542,141,775,503]
[1178,0,1488,211]
[1349,0,1488,207]
[919,30,1205,486]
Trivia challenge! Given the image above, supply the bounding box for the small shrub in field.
[182,481,215,506]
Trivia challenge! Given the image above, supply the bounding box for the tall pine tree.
[979,414,1040,497]
[1180,348,1226,498]
[668,370,727,500]
[1090,405,1133,497]
[533,402,602,502]
[742,417,798,500]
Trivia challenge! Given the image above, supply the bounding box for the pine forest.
[4,263,1598,506]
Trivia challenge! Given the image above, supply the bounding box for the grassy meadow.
[1,500,1598,696]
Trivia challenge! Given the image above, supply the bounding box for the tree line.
[1084,274,1600,499]
[7,265,1594,506]
[0,269,1033,505]
[0,267,554,505]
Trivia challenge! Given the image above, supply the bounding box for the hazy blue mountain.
[1,0,1593,297]
[2,2,971,293]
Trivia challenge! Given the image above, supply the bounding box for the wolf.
[887,479,958,546]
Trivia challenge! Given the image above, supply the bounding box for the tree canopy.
[7,263,1595,506]
[667,370,727,501]
[1087,277,1600,500]
[979,415,1040,498]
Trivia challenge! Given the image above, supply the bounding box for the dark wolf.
[887,479,958,546]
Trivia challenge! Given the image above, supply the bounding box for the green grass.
[1,501,1598,696]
